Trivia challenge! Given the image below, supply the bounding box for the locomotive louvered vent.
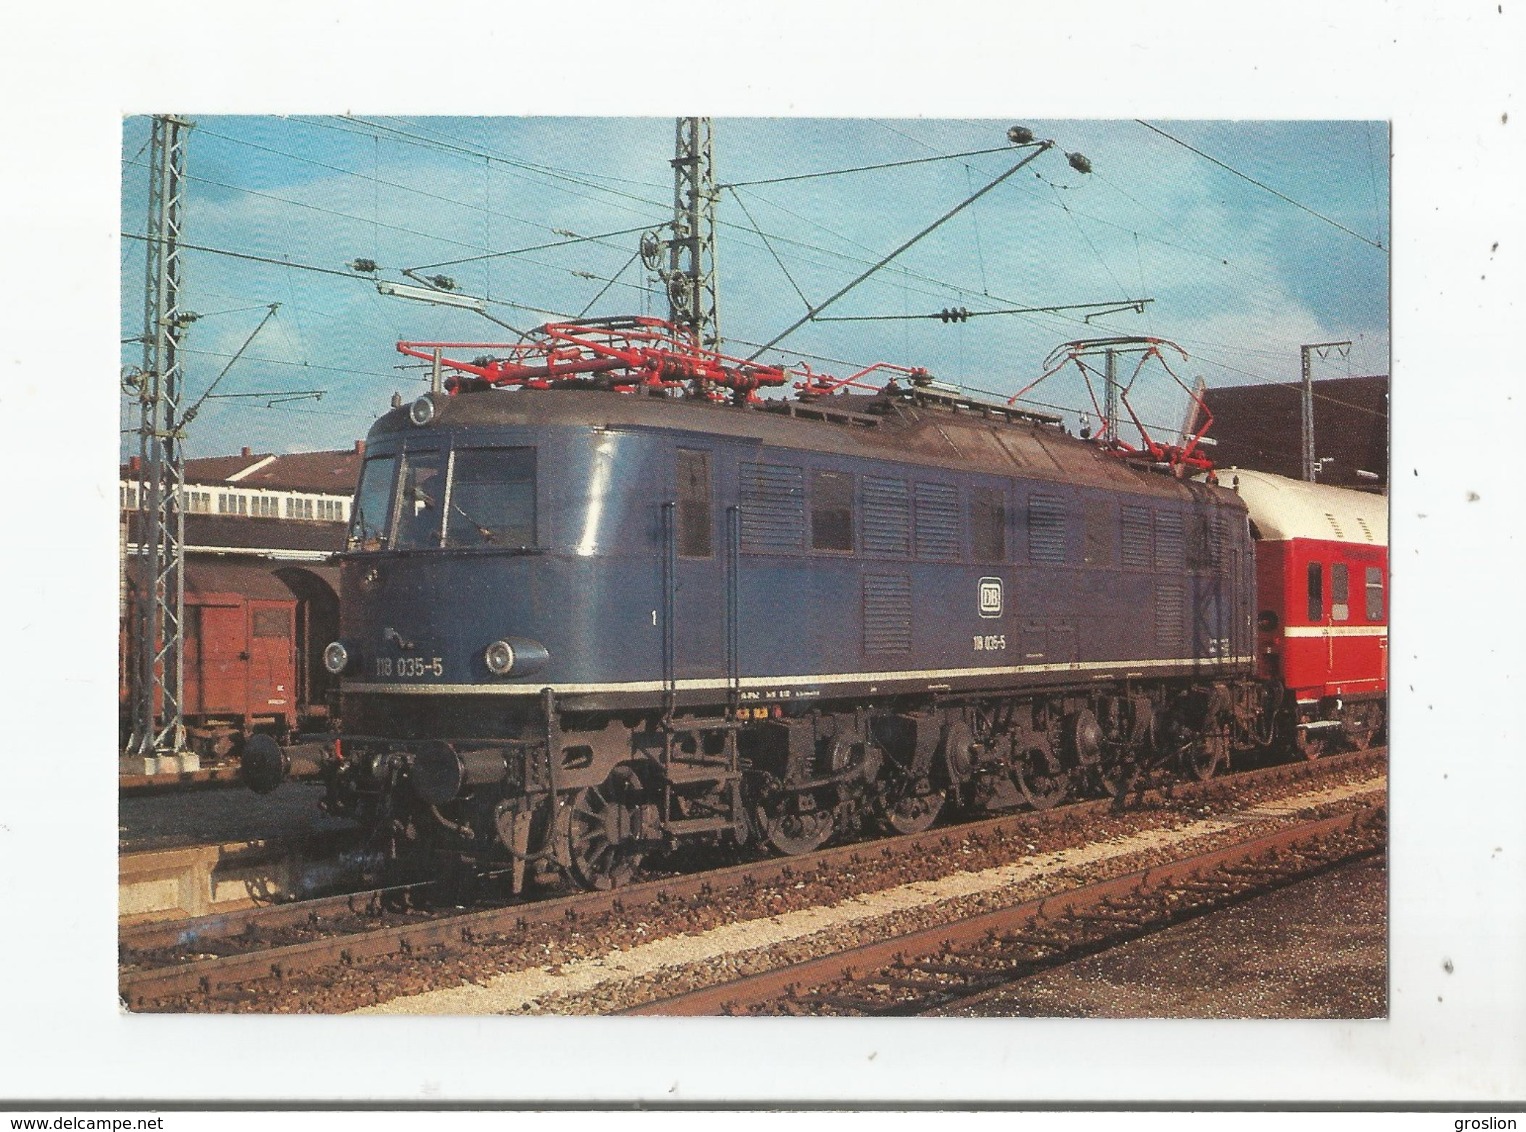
[1357,516,1373,542]
[1325,512,1345,539]
[862,476,912,557]
[1028,494,1066,565]
[863,573,913,654]
[1154,510,1184,570]
[1155,581,1185,652]
[914,482,961,561]
[739,462,805,553]
[1121,505,1152,568]
[1212,514,1229,573]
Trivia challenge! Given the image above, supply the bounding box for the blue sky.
[120,115,1389,460]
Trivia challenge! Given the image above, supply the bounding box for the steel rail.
[620,803,1386,1016]
[119,747,1384,1009]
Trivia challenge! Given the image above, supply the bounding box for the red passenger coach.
[1226,469,1388,754]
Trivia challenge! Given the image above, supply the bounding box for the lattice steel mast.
[125,114,196,771]
[665,117,721,350]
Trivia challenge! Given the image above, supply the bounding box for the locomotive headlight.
[323,640,351,675]
[482,636,550,677]
[409,395,437,426]
[484,639,516,676]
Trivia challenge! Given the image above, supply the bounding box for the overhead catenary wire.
[1134,120,1388,253]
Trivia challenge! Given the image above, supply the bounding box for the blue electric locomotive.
[245,318,1262,892]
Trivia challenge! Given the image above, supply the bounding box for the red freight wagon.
[120,561,339,757]
[1226,469,1388,755]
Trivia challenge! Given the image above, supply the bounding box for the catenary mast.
[124,114,197,773]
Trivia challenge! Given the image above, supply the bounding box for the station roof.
[121,444,364,494]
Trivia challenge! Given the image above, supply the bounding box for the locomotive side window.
[445,448,536,548]
[971,486,1006,562]
[1331,563,1350,621]
[348,455,398,550]
[676,448,713,558]
[811,470,855,553]
[1307,562,1324,621]
[392,451,446,549]
[1365,566,1385,620]
[1187,513,1211,571]
[1084,499,1112,566]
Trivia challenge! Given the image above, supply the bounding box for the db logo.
[978,577,1004,618]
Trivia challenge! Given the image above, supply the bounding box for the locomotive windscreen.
[348,454,398,551]
[444,447,537,548]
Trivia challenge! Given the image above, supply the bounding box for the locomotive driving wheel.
[1181,725,1231,781]
[878,778,945,835]
[1013,745,1070,811]
[753,790,836,856]
[566,767,645,891]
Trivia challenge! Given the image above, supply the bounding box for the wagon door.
[247,601,295,725]
[195,602,246,715]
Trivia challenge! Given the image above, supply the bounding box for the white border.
[4,0,1523,1108]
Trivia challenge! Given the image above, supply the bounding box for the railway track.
[620,802,1386,1016]
[119,747,1384,1012]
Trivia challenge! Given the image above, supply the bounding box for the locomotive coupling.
[241,734,330,794]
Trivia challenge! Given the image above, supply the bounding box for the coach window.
[971,486,1006,562]
[445,448,537,548]
[1331,563,1350,621]
[1365,566,1385,620]
[811,470,854,552]
[1306,562,1324,622]
[676,449,713,558]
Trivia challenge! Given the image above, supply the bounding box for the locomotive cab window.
[1331,563,1350,621]
[348,455,398,550]
[445,447,536,548]
[811,470,854,553]
[676,448,713,558]
[392,451,446,549]
[1307,561,1323,622]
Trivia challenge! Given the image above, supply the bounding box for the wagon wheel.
[1013,746,1070,811]
[878,779,945,835]
[566,768,645,891]
[754,791,836,856]
[1343,703,1384,751]
[1296,729,1329,761]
